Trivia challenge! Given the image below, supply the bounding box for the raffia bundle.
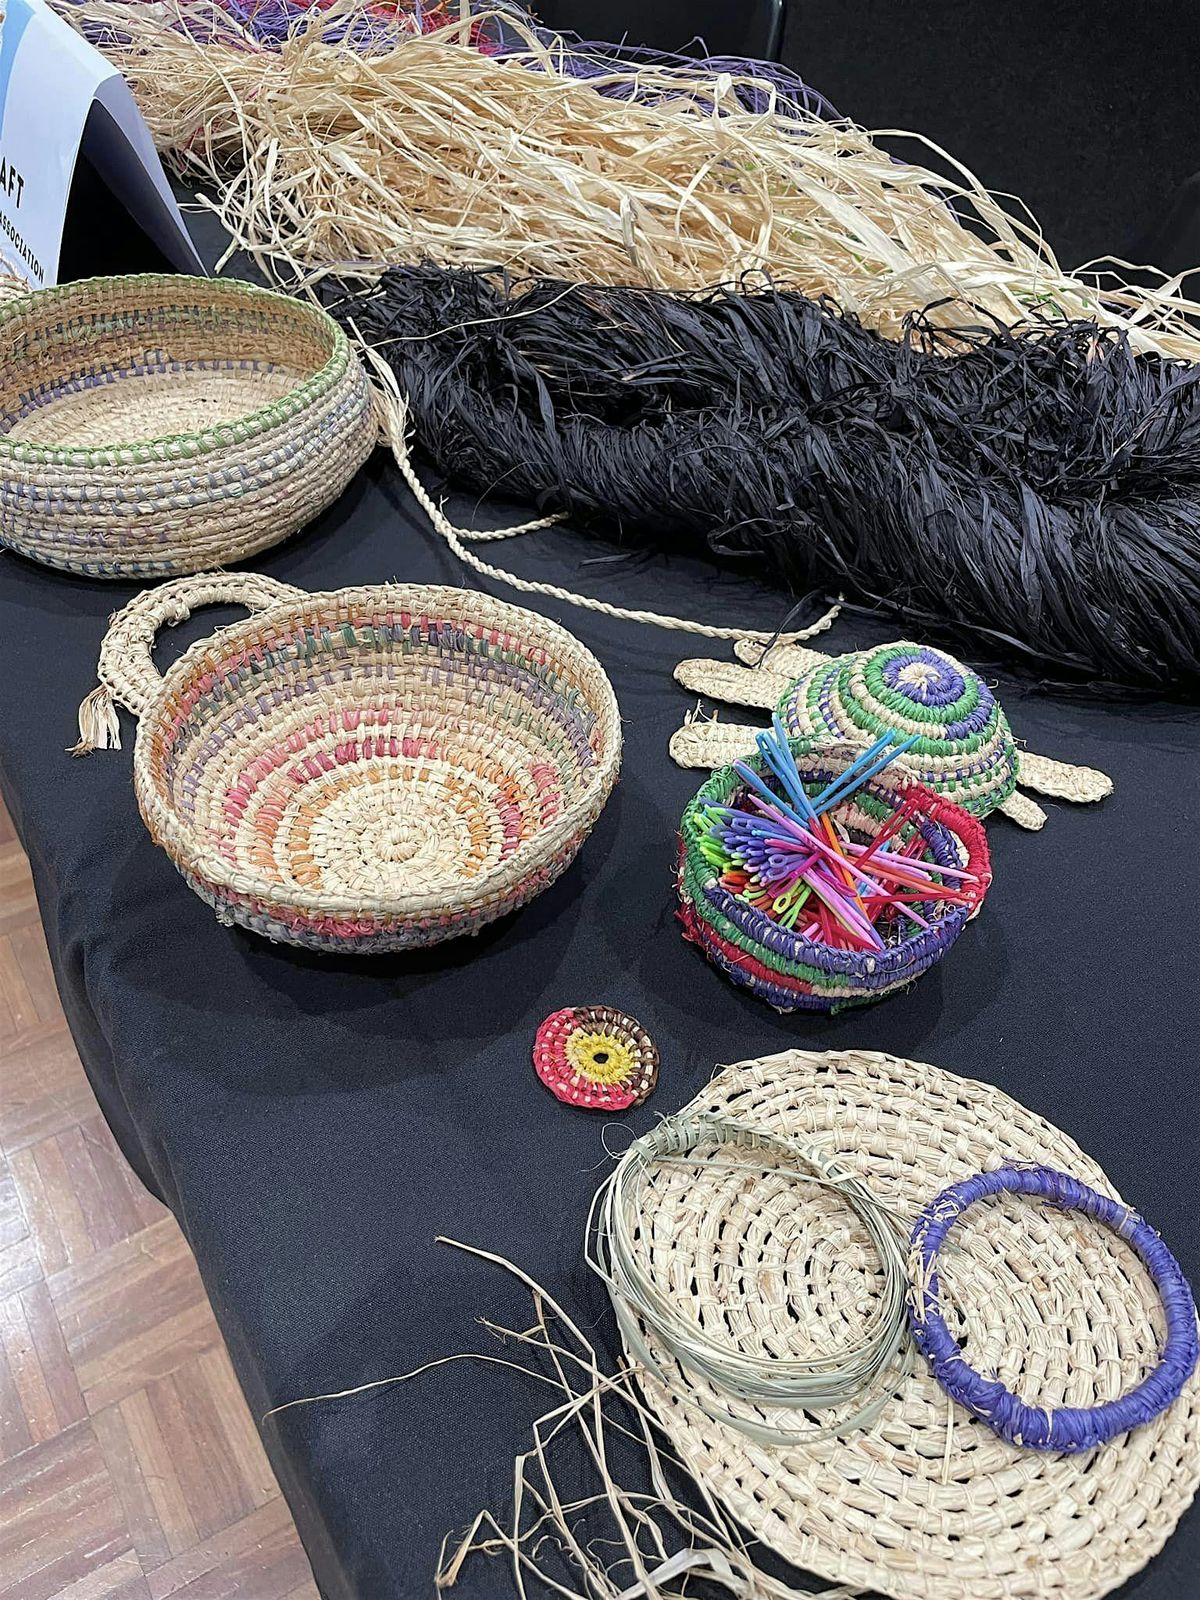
[55,0,1200,356]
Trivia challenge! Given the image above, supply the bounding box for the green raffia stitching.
[0,274,355,468]
[787,658,1018,812]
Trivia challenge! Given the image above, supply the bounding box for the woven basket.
[618,1048,1200,1600]
[0,275,375,577]
[80,572,621,952]
[677,739,991,1011]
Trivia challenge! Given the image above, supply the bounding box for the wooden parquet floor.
[0,801,318,1599]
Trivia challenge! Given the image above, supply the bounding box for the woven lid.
[780,643,1019,817]
[619,1049,1200,1600]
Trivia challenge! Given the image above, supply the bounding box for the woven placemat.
[620,1049,1200,1600]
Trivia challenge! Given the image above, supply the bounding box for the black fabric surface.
[1,382,1199,1597]
[6,48,1200,1576]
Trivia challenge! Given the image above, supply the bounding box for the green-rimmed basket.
[0,274,376,577]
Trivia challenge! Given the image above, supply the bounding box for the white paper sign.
[0,0,204,285]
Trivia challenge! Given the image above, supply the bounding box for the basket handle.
[73,571,305,754]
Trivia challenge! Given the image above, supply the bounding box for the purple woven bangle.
[908,1165,1199,1452]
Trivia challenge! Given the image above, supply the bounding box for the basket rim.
[679,741,990,973]
[0,273,355,469]
[131,582,623,920]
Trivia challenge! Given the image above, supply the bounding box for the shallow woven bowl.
[95,574,621,952]
[621,1048,1200,1600]
[676,739,991,1011]
[0,274,375,577]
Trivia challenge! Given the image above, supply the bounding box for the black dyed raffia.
[341,266,1200,694]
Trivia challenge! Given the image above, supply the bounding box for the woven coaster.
[618,1048,1200,1600]
[533,1007,659,1111]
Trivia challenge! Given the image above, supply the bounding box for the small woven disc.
[618,1049,1200,1600]
[533,1007,659,1111]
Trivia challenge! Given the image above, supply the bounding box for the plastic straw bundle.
[56,0,1200,353]
[347,266,1200,691]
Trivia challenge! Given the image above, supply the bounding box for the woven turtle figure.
[670,638,1112,831]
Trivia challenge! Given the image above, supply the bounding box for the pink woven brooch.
[533,1007,659,1111]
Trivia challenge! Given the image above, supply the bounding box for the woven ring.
[591,1113,912,1441]
[908,1164,1199,1451]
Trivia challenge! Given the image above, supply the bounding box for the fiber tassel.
[71,685,121,755]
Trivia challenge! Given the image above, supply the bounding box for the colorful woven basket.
[0,275,375,577]
[778,642,1018,816]
[672,637,1114,831]
[78,573,621,952]
[677,739,991,1011]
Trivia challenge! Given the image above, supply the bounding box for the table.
[1,279,1197,1600]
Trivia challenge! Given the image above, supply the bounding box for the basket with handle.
[77,572,622,953]
[0,274,376,577]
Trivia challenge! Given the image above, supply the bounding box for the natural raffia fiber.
[0,274,374,578]
[78,572,621,952]
[351,267,1200,692]
[596,1048,1200,1600]
[58,0,1200,357]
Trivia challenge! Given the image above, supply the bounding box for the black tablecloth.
[4,430,1199,1600]
[2,306,1199,1600]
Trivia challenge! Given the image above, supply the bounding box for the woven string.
[365,349,842,646]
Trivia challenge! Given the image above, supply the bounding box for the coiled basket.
[677,739,991,1011]
[0,275,376,577]
[79,573,622,952]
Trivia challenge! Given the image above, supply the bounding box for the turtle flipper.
[997,790,1048,830]
[673,657,793,709]
[1017,750,1114,803]
[733,638,832,677]
[670,717,764,769]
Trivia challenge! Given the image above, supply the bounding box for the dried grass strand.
[56,0,1200,358]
